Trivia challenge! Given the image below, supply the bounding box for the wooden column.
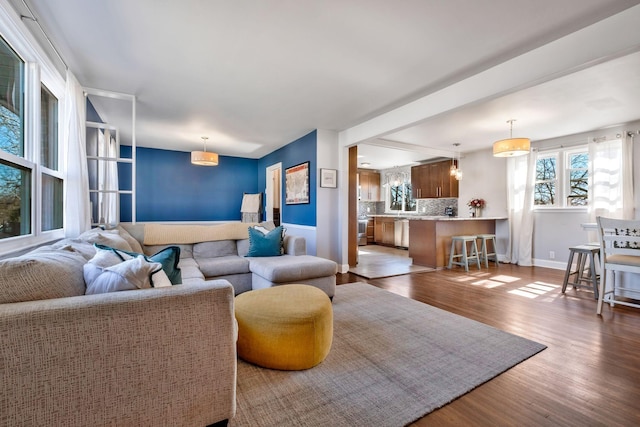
[348,146,358,267]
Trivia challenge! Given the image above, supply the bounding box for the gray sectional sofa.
[0,221,338,426]
[119,222,337,298]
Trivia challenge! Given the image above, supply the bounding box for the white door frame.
[265,162,282,223]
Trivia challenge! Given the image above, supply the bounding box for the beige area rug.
[230,282,546,427]
[349,245,434,279]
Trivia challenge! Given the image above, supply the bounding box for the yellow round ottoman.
[235,284,333,370]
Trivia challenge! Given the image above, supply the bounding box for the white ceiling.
[11,0,640,169]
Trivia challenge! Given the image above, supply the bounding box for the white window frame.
[384,182,416,213]
[534,145,588,211]
[0,3,66,255]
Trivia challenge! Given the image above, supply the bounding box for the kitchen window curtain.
[504,151,536,266]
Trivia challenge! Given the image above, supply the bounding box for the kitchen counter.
[368,214,506,221]
[408,217,506,269]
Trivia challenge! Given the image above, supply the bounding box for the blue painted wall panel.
[120,147,258,222]
[258,130,317,226]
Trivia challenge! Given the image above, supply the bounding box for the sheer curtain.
[98,129,118,227]
[588,134,634,222]
[62,70,90,237]
[504,152,536,265]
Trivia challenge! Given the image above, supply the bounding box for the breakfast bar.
[408,217,506,269]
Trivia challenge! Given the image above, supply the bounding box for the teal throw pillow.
[246,225,284,257]
[95,244,182,285]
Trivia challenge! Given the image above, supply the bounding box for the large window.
[0,20,64,249]
[534,147,588,208]
[0,36,28,238]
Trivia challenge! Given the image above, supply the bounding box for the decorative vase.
[475,207,481,218]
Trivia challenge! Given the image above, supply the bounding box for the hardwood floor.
[349,245,433,278]
[336,264,640,426]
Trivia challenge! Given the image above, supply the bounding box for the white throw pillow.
[84,255,162,295]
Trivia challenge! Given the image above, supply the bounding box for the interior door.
[265,163,282,225]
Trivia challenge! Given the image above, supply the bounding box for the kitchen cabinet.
[411,160,458,199]
[358,169,380,201]
[366,218,375,243]
[374,217,395,246]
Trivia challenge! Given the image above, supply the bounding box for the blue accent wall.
[119,146,258,222]
[258,130,317,226]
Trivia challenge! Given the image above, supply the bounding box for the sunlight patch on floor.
[509,281,561,299]
[472,279,506,288]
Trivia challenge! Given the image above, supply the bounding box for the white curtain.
[98,129,118,227]
[62,70,91,237]
[504,152,536,265]
[588,134,634,221]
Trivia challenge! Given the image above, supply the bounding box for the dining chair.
[595,216,640,314]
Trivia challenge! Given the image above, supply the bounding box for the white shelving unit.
[84,88,136,227]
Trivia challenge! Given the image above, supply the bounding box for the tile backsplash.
[358,198,458,217]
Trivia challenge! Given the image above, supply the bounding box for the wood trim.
[348,146,358,267]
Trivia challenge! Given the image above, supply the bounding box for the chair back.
[596,216,640,263]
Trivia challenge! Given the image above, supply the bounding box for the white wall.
[463,119,640,269]
[316,129,340,262]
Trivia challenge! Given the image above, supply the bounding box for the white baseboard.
[532,258,568,270]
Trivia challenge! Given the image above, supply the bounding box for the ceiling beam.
[339,4,640,147]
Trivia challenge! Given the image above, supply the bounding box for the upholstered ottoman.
[249,255,337,298]
[235,284,333,370]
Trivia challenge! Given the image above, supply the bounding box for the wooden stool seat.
[562,245,600,299]
[448,235,481,272]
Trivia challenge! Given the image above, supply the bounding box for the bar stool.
[448,235,481,272]
[561,245,600,299]
[476,234,499,268]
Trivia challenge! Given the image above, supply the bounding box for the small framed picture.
[320,168,337,188]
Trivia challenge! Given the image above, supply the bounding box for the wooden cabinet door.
[439,160,459,197]
[358,170,381,201]
[383,220,395,246]
[411,164,429,198]
[366,218,375,243]
[374,218,384,243]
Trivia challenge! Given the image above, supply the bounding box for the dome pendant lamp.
[493,119,530,157]
[191,136,219,166]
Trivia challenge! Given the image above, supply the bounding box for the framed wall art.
[285,162,310,204]
[320,168,337,188]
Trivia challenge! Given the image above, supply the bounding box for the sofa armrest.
[0,280,236,426]
[283,235,306,256]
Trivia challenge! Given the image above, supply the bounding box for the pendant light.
[191,136,219,166]
[450,143,462,180]
[493,119,530,157]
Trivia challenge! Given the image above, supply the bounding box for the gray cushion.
[145,243,193,259]
[77,228,133,251]
[116,225,144,253]
[249,255,337,282]
[193,240,238,258]
[0,249,87,304]
[196,255,250,277]
[178,258,205,280]
[51,238,97,260]
[237,239,250,257]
